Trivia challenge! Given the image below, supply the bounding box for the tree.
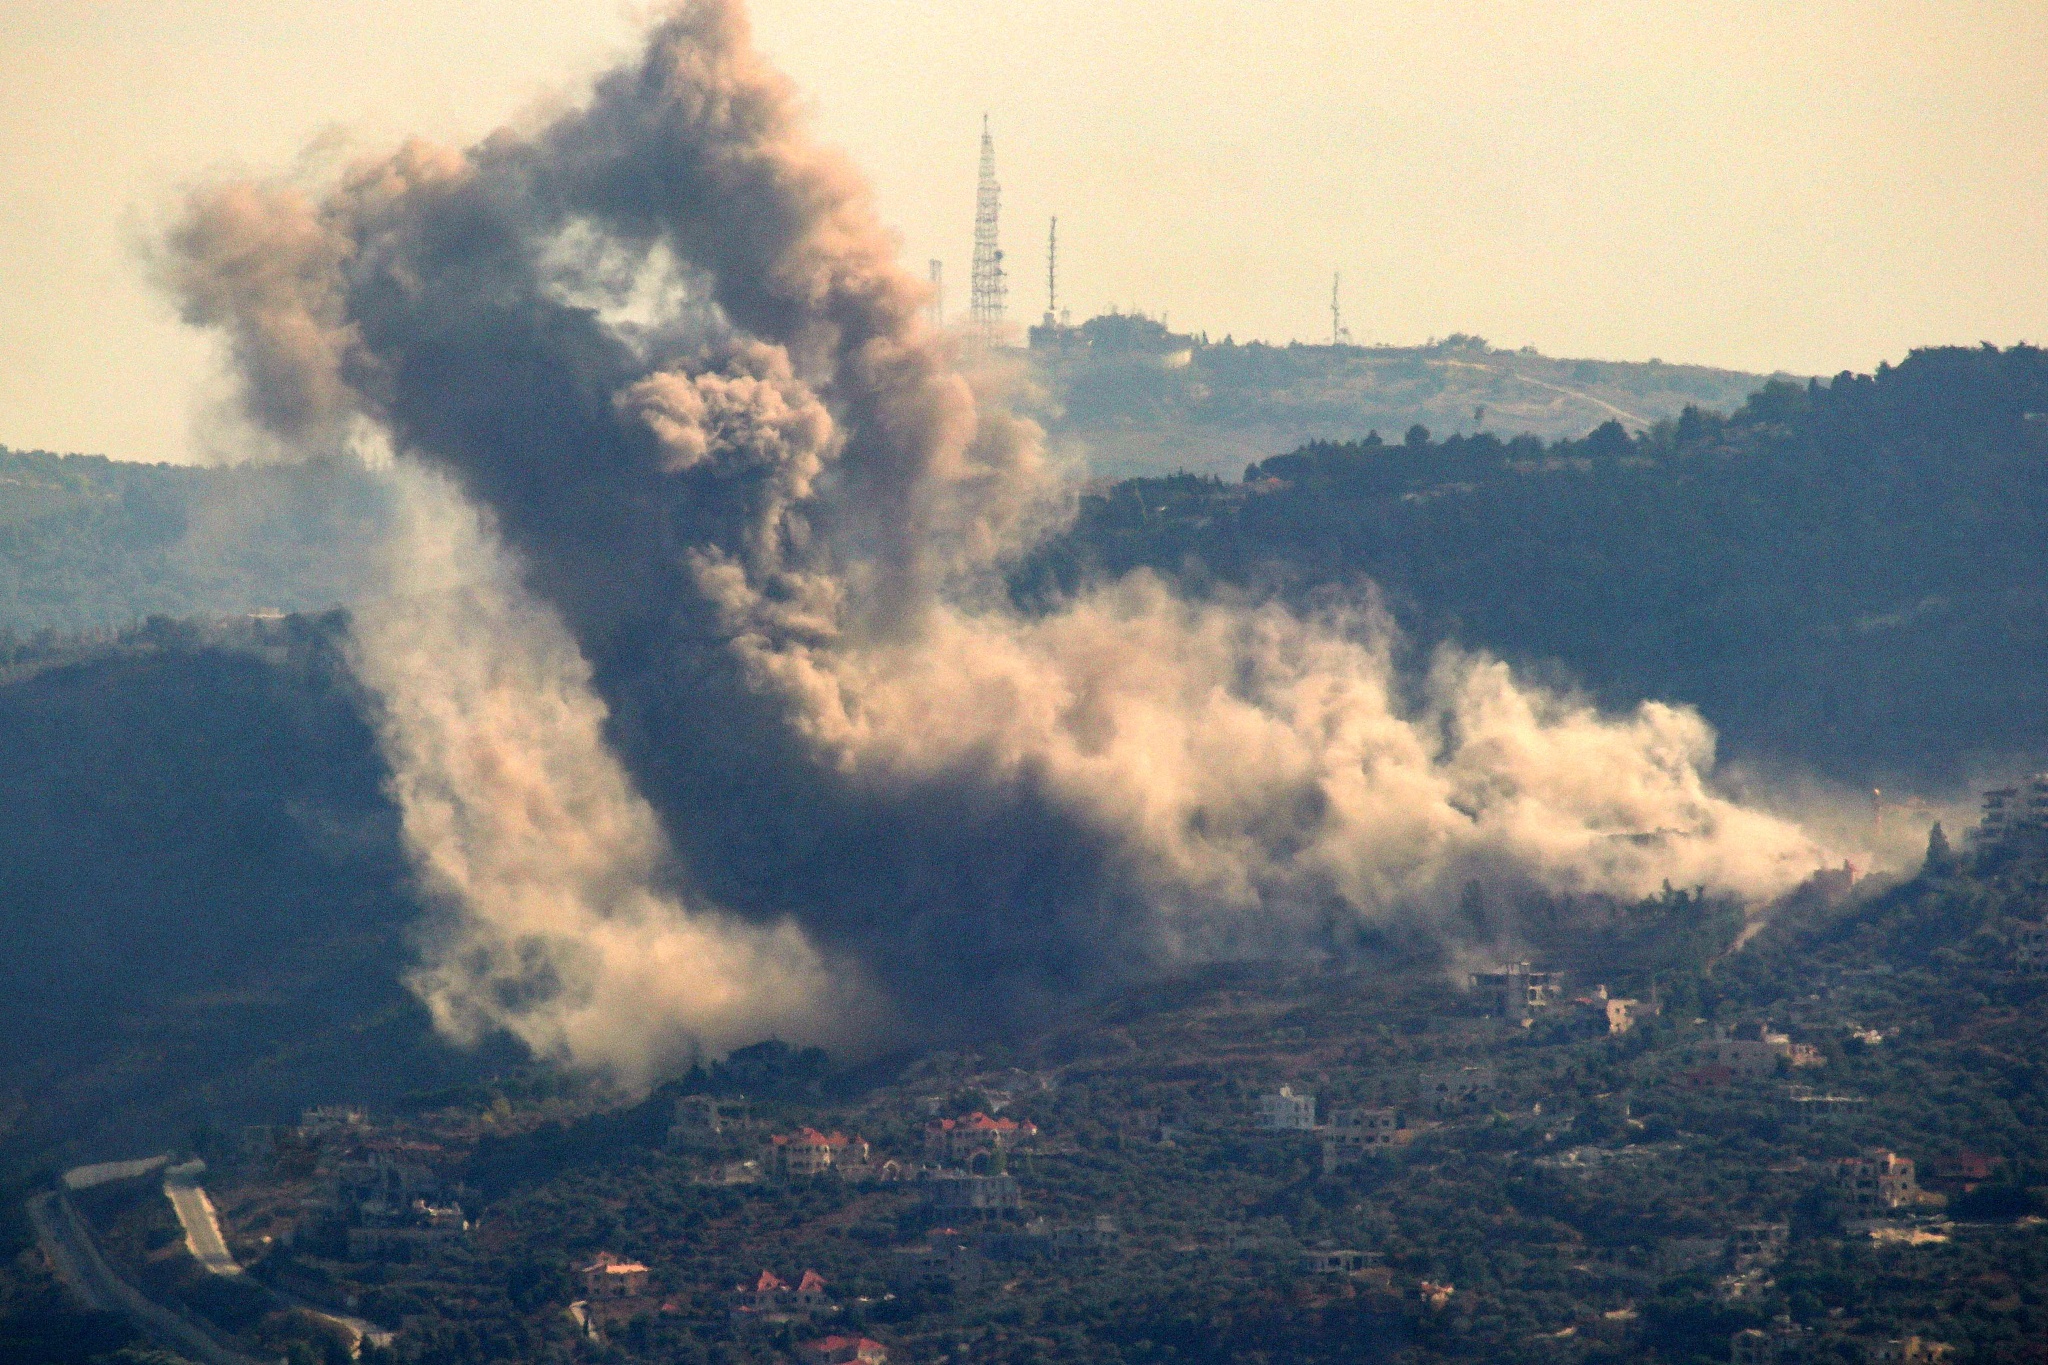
[1922,823,1955,877]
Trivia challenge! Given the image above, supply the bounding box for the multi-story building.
[1254,1086,1318,1131]
[1730,1222,1789,1271]
[1471,962,1565,1018]
[921,1171,1024,1214]
[1696,1024,1824,1078]
[1832,1150,1920,1215]
[1977,773,2048,845]
[1302,1248,1378,1275]
[1322,1106,1400,1172]
[670,1094,751,1144]
[923,1112,1037,1164]
[890,1234,985,1290]
[1416,1067,1497,1116]
[579,1251,651,1300]
[731,1268,834,1324]
[767,1128,867,1177]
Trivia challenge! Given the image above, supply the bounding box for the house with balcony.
[766,1128,868,1177]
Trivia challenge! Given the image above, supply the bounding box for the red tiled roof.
[798,1269,827,1293]
[926,1111,1036,1135]
[755,1269,790,1293]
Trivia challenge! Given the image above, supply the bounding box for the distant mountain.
[0,447,389,637]
[1021,318,1785,479]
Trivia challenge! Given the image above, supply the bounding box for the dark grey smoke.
[165,0,1834,1078]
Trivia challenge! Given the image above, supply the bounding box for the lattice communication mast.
[1047,216,1058,317]
[970,116,1006,344]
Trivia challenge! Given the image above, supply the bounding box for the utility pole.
[970,116,1006,346]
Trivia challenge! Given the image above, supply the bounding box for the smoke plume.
[347,465,855,1084]
[167,0,1832,1077]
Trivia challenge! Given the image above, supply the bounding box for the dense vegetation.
[1019,345,2048,788]
[0,616,493,1175]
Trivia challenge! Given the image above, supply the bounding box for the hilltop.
[1021,318,1783,479]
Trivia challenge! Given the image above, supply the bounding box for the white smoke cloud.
[711,567,1829,966]
[346,464,858,1085]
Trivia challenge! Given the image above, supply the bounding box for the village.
[29,782,2048,1365]
[123,944,2026,1362]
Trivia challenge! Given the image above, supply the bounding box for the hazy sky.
[4,0,2044,464]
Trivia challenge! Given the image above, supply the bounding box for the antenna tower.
[1331,272,1351,347]
[970,116,1006,344]
[1047,216,1058,318]
[928,259,944,329]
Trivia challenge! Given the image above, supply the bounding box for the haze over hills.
[0,328,1769,635]
[1018,344,2048,794]
[0,448,388,635]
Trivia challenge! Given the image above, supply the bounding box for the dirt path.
[1434,357,1652,428]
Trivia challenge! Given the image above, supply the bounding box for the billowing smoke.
[166,0,1831,1077]
[347,464,861,1085]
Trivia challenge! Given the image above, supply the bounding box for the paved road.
[165,1179,242,1276]
[62,1156,169,1191]
[26,1189,274,1365]
[27,1191,119,1313]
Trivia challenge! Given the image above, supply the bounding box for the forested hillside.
[0,448,387,635]
[0,617,492,1175]
[1018,345,2048,789]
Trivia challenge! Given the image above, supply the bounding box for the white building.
[1977,773,2048,845]
[1254,1086,1317,1131]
